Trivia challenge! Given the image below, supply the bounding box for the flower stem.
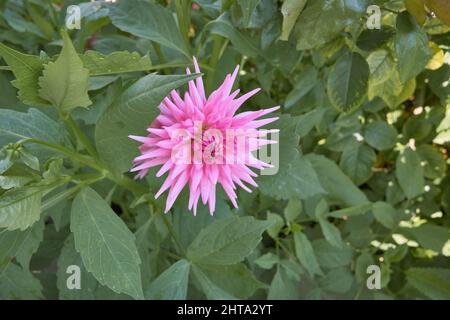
[159,210,186,257]
[64,115,98,158]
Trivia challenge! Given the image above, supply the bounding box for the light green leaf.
[0,185,45,231]
[80,51,153,76]
[367,49,396,88]
[187,216,271,265]
[396,147,425,199]
[0,43,48,106]
[38,30,91,113]
[406,268,450,299]
[95,73,198,174]
[109,0,189,57]
[145,259,190,300]
[279,0,307,41]
[327,52,369,112]
[318,217,343,248]
[284,199,302,222]
[293,231,323,276]
[71,187,143,300]
[267,212,284,239]
[327,203,372,218]
[395,12,431,83]
[254,252,279,269]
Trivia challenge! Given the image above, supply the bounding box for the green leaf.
[318,217,343,248]
[406,268,450,299]
[258,115,324,200]
[403,224,450,252]
[340,143,375,186]
[109,0,189,57]
[238,0,261,28]
[0,220,44,272]
[396,147,425,199]
[367,49,396,88]
[395,12,431,83]
[293,231,323,276]
[355,251,374,283]
[320,267,354,294]
[313,239,353,268]
[267,212,284,239]
[279,0,307,41]
[0,263,43,299]
[285,66,318,109]
[145,259,190,300]
[268,266,300,299]
[364,121,397,151]
[356,28,395,51]
[80,51,153,76]
[295,0,368,50]
[191,265,237,300]
[259,155,325,200]
[187,216,271,265]
[38,30,92,113]
[0,108,67,146]
[372,201,397,229]
[95,73,198,174]
[417,145,447,179]
[71,187,143,300]
[197,263,265,299]
[56,235,97,300]
[0,185,46,231]
[284,199,302,222]
[307,154,368,206]
[327,203,372,218]
[254,252,279,269]
[204,12,262,57]
[327,52,369,112]
[0,43,48,106]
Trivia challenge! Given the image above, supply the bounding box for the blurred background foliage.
[0,0,449,300]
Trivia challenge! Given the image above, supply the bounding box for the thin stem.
[206,35,225,92]
[175,0,192,54]
[159,210,186,257]
[64,115,98,158]
[24,138,105,172]
[23,138,147,196]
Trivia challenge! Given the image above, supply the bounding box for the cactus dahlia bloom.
[130,58,279,215]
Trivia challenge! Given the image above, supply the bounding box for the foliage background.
[0,0,449,300]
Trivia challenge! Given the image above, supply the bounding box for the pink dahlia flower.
[130,58,279,215]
